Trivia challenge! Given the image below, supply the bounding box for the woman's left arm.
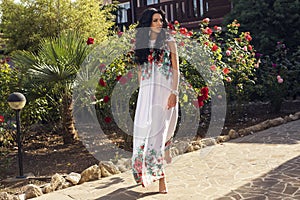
[167,40,179,109]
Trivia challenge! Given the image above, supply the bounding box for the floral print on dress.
[132,142,165,186]
[139,45,173,81]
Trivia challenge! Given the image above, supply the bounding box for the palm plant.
[13,31,93,144]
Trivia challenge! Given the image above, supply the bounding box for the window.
[117,2,130,23]
[193,0,204,17]
[147,0,159,5]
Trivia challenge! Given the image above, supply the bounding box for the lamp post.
[7,92,26,178]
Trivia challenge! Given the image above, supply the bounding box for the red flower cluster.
[99,78,106,87]
[104,116,112,123]
[211,44,218,51]
[223,67,230,74]
[248,45,253,51]
[214,26,222,32]
[86,37,94,45]
[168,23,174,30]
[244,32,252,42]
[116,75,122,81]
[180,27,188,35]
[202,18,210,24]
[103,96,110,103]
[0,115,4,123]
[194,87,209,108]
[210,65,217,71]
[203,27,213,35]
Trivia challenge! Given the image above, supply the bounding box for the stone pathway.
[32,120,300,200]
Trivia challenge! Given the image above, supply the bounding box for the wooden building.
[113,0,232,30]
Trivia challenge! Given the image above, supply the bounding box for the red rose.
[116,75,122,81]
[194,99,204,108]
[245,32,252,41]
[201,87,209,97]
[198,101,204,107]
[223,67,230,75]
[103,96,110,103]
[104,116,112,123]
[180,27,188,35]
[226,50,231,56]
[168,23,174,30]
[99,78,106,87]
[210,65,217,71]
[0,115,4,123]
[197,95,205,102]
[86,37,94,45]
[194,94,206,108]
[203,27,213,35]
[174,20,179,25]
[179,41,185,46]
[211,44,218,51]
[202,18,210,24]
[186,31,193,37]
[248,45,253,51]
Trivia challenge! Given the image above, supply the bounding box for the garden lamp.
[7,92,26,178]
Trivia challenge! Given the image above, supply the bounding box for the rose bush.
[249,41,299,112]
[84,18,258,139]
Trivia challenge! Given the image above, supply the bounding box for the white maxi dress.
[132,39,178,187]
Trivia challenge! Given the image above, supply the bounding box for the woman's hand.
[167,94,177,109]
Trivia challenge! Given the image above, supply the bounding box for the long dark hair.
[135,8,168,65]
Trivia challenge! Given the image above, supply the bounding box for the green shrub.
[0,59,18,146]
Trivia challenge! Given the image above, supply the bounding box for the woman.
[132,8,179,194]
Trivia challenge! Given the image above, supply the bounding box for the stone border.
[187,111,300,152]
[1,111,299,200]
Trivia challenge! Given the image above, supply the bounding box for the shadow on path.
[95,184,160,200]
[216,155,300,200]
[95,177,125,189]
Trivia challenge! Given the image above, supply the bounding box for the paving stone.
[31,120,300,200]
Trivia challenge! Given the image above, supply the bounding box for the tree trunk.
[61,92,78,144]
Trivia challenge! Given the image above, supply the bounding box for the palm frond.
[13,30,92,85]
